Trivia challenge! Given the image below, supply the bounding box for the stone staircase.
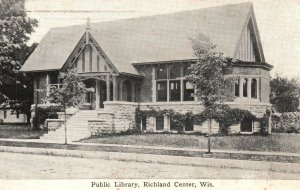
[40,110,100,143]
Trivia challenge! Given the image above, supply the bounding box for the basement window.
[156,116,164,131]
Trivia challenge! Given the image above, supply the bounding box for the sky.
[25,0,300,79]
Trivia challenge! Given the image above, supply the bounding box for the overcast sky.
[25,0,300,79]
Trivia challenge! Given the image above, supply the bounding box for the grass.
[0,124,46,139]
[82,133,300,153]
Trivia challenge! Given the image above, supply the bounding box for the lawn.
[82,133,300,153]
[0,124,46,139]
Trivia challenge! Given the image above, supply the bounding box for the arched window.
[251,79,257,98]
[243,78,248,97]
[234,79,240,97]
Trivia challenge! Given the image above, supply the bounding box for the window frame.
[155,63,195,102]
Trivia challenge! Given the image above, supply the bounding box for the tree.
[186,34,232,153]
[0,0,38,121]
[270,75,300,112]
[45,69,92,144]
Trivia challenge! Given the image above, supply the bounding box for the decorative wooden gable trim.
[233,5,265,63]
[61,31,119,75]
[235,19,259,62]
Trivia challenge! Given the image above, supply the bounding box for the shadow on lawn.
[0,124,46,139]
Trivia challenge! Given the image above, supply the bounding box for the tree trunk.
[207,118,211,153]
[64,105,67,145]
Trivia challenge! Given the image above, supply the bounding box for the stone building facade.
[21,3,273,141]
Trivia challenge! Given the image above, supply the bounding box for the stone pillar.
[247,77,252,98]
[257,78,260,100]
[164,116,170,131]
[167,81,170,102]
[152,67,156,102]
[106,74,110,101]
[180,79,184,102]
[112,75,118,101]
[46,73,50,104]
[239,76,243,98]
[95,80,100,110]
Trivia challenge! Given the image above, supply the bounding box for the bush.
[272,112,300,133]
[119,127,142,135]
[31,107,60,130]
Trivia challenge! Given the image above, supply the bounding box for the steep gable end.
[62,32,119,74]
[234,5,265,62]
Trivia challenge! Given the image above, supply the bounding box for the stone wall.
[104,101,138,132]
[46,119,64,131]
[88,119,112,135]
[136,101,271,134]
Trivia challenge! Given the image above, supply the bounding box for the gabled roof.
[21,2,264,75]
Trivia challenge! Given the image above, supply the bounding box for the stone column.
[152,67,156,102]
[46,73,50,104]
[239,76,243,98]
[247,77,252,98]
[106,74,110,101]
[180,79,184,102]
[112,75,118,101]
[167,81,170,102]
[257,78,260,100]
[95,80,100,110]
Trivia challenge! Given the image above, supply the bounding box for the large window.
[156,64,194,102]
[234,77,259,100]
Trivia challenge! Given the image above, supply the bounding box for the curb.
[1,145,300,174]
[0,139,300,164]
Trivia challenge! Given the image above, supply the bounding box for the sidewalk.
[1,143,300,174]
[0,138,299,167]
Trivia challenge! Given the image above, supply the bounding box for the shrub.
[271,112,300,133]
[31,107,61,130]
[119,127,142,135]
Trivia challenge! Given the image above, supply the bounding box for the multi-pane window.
[234,77,259,100]
[156,64,194,102]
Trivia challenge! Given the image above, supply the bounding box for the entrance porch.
[80,73,142,110]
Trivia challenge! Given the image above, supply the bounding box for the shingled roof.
[21,2,262,75]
